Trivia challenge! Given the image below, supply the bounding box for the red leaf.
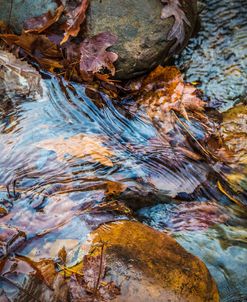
[24,5,64,34]
[61,0,89,45]
[79,32,118,81]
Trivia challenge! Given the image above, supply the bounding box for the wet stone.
[87,220,220,302]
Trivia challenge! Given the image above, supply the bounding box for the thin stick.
[93,243,105,301]
[7,0,13,26]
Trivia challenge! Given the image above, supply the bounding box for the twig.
[93,243,105,301]
[7,0,13,27]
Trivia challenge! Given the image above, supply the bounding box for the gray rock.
[87,0,198,79]
[0,0,198,80]
[0,0,57,33]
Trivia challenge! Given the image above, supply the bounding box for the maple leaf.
[79,32,118,81]
[24,5,64,34]
[61,0,89,44]
[160,0,191,52]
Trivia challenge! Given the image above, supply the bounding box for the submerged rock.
[0,0,198,80]
[87,220,219,302]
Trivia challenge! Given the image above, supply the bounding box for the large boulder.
[87,0,198,79]
[88,220,219,302]
[0,0,198,80]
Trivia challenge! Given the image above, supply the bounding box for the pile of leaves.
[0,0,118,82]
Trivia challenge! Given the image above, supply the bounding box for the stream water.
[0,0,247,301]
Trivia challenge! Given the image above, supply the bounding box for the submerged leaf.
[61,0,89,44]
[161,0,191,52]
[36,134,114,167]
[24,5,64,34]
[79,32,118,81]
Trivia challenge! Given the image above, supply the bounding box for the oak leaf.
[137,65,205,122]
[161,0,191,52]
[79,32,118,81]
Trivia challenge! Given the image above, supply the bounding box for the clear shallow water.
[0,73,246,301]
[175,0,247,111]
[0,0,247,300]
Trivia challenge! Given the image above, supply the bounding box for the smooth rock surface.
[88,220,219,302]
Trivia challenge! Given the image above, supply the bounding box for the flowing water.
[176,0,247,111]
[0,0,247,301]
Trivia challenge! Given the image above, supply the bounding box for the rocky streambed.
[0,0,246,302]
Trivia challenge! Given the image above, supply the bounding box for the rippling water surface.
[176,0,247,110]
[0,0,247,301]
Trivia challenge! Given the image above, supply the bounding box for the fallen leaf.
[0,49,43,98]
[0,33,63,71]
[137,66,205,123]
[34,259,57,288]
[24,5,64,34]
[79,32,118,81]
[61,0,89,44]
[161,0,191,52]
[83,253,106,291]
[36,133,114,167]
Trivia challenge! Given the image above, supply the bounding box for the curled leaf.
[61,0,89,44]
[0,33,63,71]
[58,246,67,266]
[24,5,64,34]
[79,32,118,81]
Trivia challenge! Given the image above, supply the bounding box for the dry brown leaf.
[137,65,205,122]
[58,246,67,266]
[36,134,114,167]
[0,33,63,71]
[24,5,64,34]
[61,0,89,44]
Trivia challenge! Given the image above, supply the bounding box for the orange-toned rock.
[88,220,219,302]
